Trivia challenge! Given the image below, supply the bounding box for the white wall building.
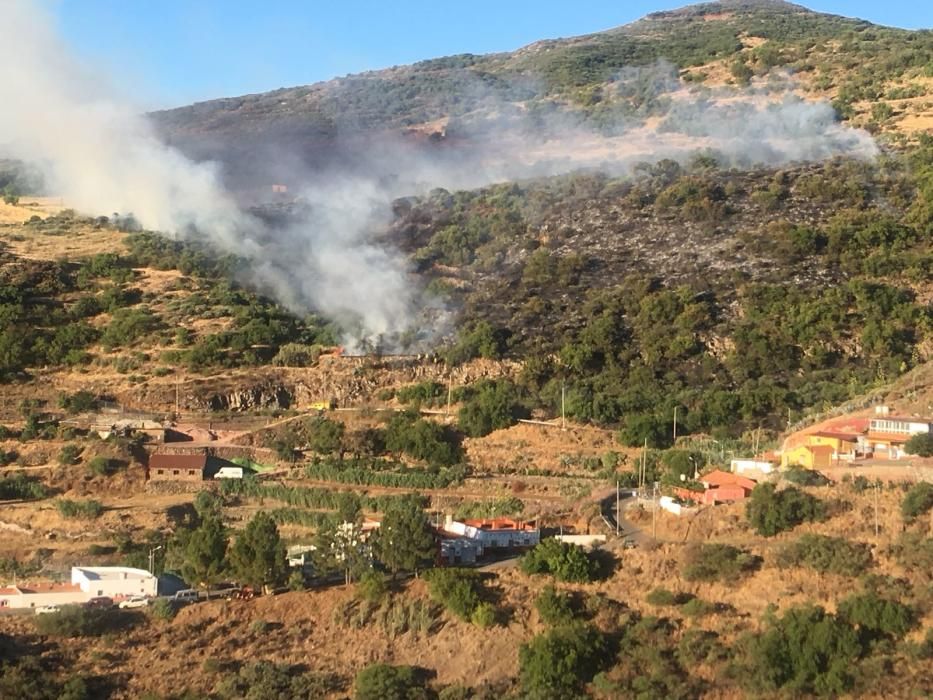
[71,567,157,599]
[0,582,88,609]
[443,516,540,549]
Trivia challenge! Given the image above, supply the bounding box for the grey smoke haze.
[0,2,878,345]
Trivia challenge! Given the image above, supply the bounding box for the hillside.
[152,0,933,188]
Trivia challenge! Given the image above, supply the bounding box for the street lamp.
[148,545,163,575]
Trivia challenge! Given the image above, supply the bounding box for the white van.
[214,466,244,480]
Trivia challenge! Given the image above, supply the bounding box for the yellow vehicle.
[309,399,336,412]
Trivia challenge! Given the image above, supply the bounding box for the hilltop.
[152,0,933,188]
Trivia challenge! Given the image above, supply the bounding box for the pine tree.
[373,496,435,576]
[229,512,287,589]
[180,514,228,588]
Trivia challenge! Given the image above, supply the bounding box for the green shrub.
[645,587,679,606]
[520,539,599,583]
[783,467,830,486]
[778,534,873,576]
[682,543,760,583]
[57,391,99,414]
[424,568,485,623]
[519,623,609,699]
[837,591,916,643]
[457,380,527,438]
[357,570,388,603]
[680,598,717,617]
[901,482,933,521]
[354,663,428,700]
[148,598,176,621]
[0,474,49,500]
[746,483,826,536]
[217,661,339,699]
[87,456,115,477]
[56,499,104,519]
[33,605,117,637]
[57,444,82,466]
[905,432,933,457]
[535,585,575,625]
[470,602,497,628]
[738,605,861,696]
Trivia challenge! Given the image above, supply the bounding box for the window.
[173,470,179,475]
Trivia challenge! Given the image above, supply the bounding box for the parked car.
[34,605,61,615]
[118,596,149,609]
[86,596,113,609]
[173,589,200,603]
[208,583,239,598]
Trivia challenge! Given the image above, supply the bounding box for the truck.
[309,399,336,412]
[213,466,244,480]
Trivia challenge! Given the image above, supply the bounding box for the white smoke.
[0,2,879,347]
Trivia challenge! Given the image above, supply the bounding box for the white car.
[34,605,61,615]
[118,596,150,609]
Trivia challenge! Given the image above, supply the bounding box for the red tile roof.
[810,431,860,442]
[701,470,757,491]
[0,582,82,595]
[149,453,208,470]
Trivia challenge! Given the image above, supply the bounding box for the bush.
[0,474,49,500]
[354,663,428,700]
[682,543,760,583]
[217,661,339,699]
[457,380,527,438]
[424,568,487,624]
[470,602,497,628]
[57,391,99,414]
[148,598,176,621]
[57,444,82,466]
[33,605,116,637]
[904,432,933,457]
[745,483,826,536]
[519,623,609,699]
[680,597,717,617]
[778,534,873,576]
[837,590,916,643]
[357,570,388,603]
[739,605,861,696]
[901,482,933,521]
[520,539,599,583]
[783,467,830,486]
[645,587,681,606]
[56,499,104,520]
[535,585,575,625]
[87,456,115,477]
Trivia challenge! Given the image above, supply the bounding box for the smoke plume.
[0,2,878,347]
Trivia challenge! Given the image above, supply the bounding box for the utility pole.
[615,480,620,536]
[561,382,566,431]
[673,406,678,444]
[652,483,657,540]
[148,545,163,575]
[873,483,880,537]
[446,372,453,418]
[174,376,180,419]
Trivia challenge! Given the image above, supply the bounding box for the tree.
[372,496,435,577]
[520,539,599,583]
[457,380,526,438]
[313,519,372,586]
[682,543,760,582]
[181,515,228,588]
[306,417,345,456]
[2,185,19,206]
[837,591,916,644]
[229,512,287,589]
[519,623,608,699]
[905,432,933,457]
[745,483,826,536]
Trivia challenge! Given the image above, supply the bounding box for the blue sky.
[51,0,933,108]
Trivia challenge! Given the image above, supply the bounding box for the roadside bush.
[778,534,873,576]
[57,444,82,466]
[519,623,609,699]
[148,598,176,621]
[745,483,826,536]
[354,663,429,700]
[520,539,599,583]
[900,482,933,522]
[56,499,104,520]
[783,467,830,486]
[682,543,760,583]
[34,606,114,637]
[535,585,575,625]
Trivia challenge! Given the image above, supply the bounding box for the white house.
[442,516,540,549]
[71,566,158,599]
[0,582,88,609]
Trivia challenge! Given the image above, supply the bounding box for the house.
[148,453,209,481]
[731,458,777,475]
[781,443,835,470]
[676,470,757,505]
[864,415,932,459]
[0,566,157,609]
[93,419,167,443]
[442,516,540,549]
[0,582,87,609]
[805,432,860,461]
[71,566,157,599]
[439,538,482,565]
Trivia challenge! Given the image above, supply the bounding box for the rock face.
[206,385,293,411]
